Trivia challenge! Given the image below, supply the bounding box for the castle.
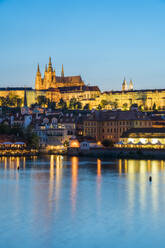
[35,57,85,90]
[0,57,165,110]
[34,57,100,105]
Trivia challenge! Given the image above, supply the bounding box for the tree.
[83,103,90,110]
[63,140,69,147]
[100,99,109,109]
[69,98,77,109]
[102,139,114,148]
[24,126,39,149]
[75,101,82,110]
[153,103,156,111]
[122,103,128,110]
[58,98,67,109]
[48,101,56,110]
[17,98,23,107]
[97,104,102,110]
[37,96,48,107]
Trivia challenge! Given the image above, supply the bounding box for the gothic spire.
[48,57,53,72]
[37,64,40,73]
[49,56,52,66]
[61,64,64,77]
[24,88,27,107]
[45,64,47,72]
[122,77,127,91]
[129,79,133,90]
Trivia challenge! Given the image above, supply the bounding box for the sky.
[0,0,165,91]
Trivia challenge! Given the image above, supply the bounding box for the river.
[0,156,165,248]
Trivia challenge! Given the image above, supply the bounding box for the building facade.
[83,110,152,142]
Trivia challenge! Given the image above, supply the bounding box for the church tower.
[43,57,56,89]
[129,79,133,91]
[61,64,64,77]
[35,64,42,90]
[122,78,127,91]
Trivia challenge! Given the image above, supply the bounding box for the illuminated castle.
[35,57,85,90]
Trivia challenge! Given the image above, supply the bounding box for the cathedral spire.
[49,56,52,66]
[61,64,64,77]
[48,57,53,72]
[129,79,133,91]
[24,88,27,107]
[122,77,127,91]
[37,64,40,73]
[45,64,47,72]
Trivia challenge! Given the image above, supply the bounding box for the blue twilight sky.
[0,0,165,91]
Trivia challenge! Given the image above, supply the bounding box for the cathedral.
[35,57,85,90]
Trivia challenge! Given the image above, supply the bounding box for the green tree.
[16,98,23,107]
[122,103,128,110]
[63,140,69,147]
[69,98,77,109]
[83,103,90,110]
[153,103,156,111]
[48,101,56,110]
[37,96,48,107]
[75,101,82,110]
[58,98,67,109]
[100,99,109,109]
[97,104,102,110]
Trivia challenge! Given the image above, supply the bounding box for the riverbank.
[1,147,165,160]
[67,147,165,160]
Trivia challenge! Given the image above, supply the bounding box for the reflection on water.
[71,156,78,214]
[0,156,165,247]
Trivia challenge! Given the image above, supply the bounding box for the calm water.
[0,156,165,248]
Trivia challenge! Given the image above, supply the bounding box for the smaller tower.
[129,79,133,91]
[48,56,53,72]
[24,88,27,107]
[61,64,64,77]
[122,78,127,91]
[45,64,47,72]
[35,64,42,90]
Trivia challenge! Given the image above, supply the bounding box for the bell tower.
[43,57,56,89]
[35,64,42,90]
[122,78,127,91]
[61,64,64,77]
[129,79,133,91]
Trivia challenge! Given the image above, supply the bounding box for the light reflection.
[118,159,122,175]
[124,159,128,173]
[71,156,78,214]
[97,159,102,210]
[54,155,63,213]
[139,160,147,211]
[121,159,164,217]
[49,155,55,201]
[97,159,101,178]
[151,160,159,213]
[23,157,26,169]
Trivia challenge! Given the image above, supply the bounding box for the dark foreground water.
[0,156,165,248]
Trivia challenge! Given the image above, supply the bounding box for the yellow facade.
[1,62,165,110]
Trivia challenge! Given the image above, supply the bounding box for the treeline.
[34,96,90,110]
[0,94,22,107]
[0,124,39,149]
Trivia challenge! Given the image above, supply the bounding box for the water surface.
[0,156,165,248]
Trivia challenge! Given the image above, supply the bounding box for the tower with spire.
[122,78,128,91]
[61,64,64,77]
[129,79,133,91]
[35,64,42,90]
